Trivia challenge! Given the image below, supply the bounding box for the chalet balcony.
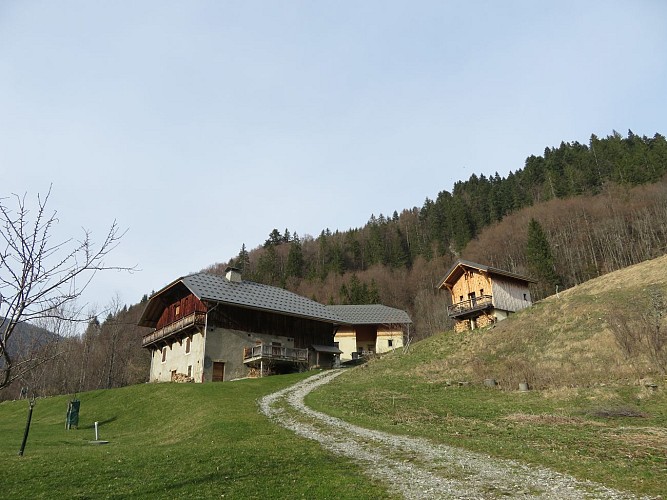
[447,295,494,319]
[243,344,309,366]
[142,311,207,347]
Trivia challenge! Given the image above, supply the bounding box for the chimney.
[224,266,242,283]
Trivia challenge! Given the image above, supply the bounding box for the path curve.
[259,369,646,499]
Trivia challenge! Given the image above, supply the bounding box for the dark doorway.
[212,362,225,382]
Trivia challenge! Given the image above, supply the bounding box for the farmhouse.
[138,267,344,382]
[328,305,412,362]
[438,259,535,332]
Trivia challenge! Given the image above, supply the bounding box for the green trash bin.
[66,400,80,429]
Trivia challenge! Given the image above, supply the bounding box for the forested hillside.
[209,130,667,336]
[4,130,666,401]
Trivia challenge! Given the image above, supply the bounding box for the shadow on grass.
[80,416,118,429]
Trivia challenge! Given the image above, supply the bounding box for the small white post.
[94,421,99,441]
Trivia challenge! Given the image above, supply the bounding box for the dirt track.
[259,369,646,500]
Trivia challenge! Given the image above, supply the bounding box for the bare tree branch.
[0,187,133,390]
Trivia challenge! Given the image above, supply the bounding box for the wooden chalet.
[438,259,535,333]
[328,305,412,362]
[138,267,343,382]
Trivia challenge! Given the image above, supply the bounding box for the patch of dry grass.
[504,412,603,426]
[610,427,667,447]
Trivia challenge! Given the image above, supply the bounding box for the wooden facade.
[156,293,207,330]
[439,260,534,333]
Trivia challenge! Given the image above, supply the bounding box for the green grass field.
[2,355,665,498]
[0,373,395,499]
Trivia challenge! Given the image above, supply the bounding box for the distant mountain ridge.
[0,318,59,363]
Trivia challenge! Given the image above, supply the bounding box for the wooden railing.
[447,295,493,317]
[243,344,309,363]
[142,311,207,347]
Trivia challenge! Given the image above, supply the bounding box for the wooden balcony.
[142,311,207,347]
[243,344,309,365]
[447,295,493,319]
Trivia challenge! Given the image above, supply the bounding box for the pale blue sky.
[1,1,666,315]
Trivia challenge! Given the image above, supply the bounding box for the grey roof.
[181,273,344,324]
[326,304,412,325]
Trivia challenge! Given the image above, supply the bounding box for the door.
[212,362,225,382]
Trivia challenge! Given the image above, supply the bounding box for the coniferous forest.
[4,130,667,399]
[212,130,667,334]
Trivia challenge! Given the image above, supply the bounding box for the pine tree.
[264,229,283,247]
[286,237,304,278]
[237,244,250,274]
[526,218,561,288]
[256,245,279,285]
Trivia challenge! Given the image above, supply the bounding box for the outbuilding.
[438,259,535,332]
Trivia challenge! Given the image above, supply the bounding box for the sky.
[1,1,666,319]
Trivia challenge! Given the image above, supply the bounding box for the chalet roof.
[326,304,412,325]
[437,259,536,289]
[139,272,344,328]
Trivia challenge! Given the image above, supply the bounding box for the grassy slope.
[0,373,395,499]
[414,253,667,389]
[3,256,667,498]
[308,255,667,497]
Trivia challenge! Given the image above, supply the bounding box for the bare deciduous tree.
[0,187,130,390]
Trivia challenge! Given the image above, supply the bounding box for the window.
[185,336,191,354]
[523,293,527,301]
[187,365,192,378]
[161,347,167,363]
[388,340,393,347]
[175,304,181,316]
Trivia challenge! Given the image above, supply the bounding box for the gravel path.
[259,369,647,500]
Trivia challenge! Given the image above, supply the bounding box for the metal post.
[95,421,99,441]
[18,396,36,456]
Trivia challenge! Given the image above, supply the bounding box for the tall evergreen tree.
[526,218,561,289]
[264,229,283,247]
[237,244,250,274]
[256,245,279,285]
[286,236,304,279]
